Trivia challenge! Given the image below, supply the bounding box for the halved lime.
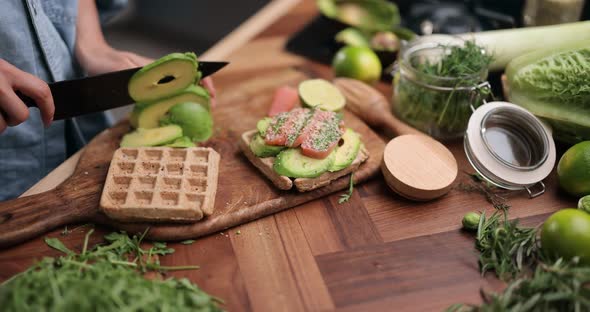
[579,195,590,214]
[298,79,346,111]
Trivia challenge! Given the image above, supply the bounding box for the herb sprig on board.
[449,211,590,311]
[475,212,541,281]
[0,229,222,311]
[339,173,355,204]
[395,40,493,135]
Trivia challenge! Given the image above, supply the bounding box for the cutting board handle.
[0,188,93,248]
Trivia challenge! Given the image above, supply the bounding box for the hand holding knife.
[15,61,228,121]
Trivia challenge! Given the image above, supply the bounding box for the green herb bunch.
[449,212,590,311]
[0,229,223,312]
[394,40,493,137]
[475,212,541,281]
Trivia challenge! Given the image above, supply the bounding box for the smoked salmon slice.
[263,108,344,159]
[264,108,312,146]
[268,86,300,117]
[300,112,343,159]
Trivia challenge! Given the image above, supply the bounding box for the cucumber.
[250,134,285,157]
[298,79,346,111]
[274,148,335,178]
[257,117,272,135]
[329,128,361,172]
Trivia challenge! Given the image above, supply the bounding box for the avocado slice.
[274,148,335,178]
[128,52,200,103]
[120,125,183,147]
[160,102,213,142]
[250,134,285,158]
[257,117,272,135]
[165,136,196,148]
[130,85,210,129]
[329,128,361,172]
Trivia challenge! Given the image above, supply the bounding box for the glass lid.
[464,102,556,197]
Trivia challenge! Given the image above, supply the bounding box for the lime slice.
[579,195,590,214]
[298,79,346,111]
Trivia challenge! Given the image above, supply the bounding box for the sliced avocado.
[335,28,371,47]
[120,125,183,147]
[273,148,335,178]
[165,136,196,148]
[160,102,213,142]
[329,128,361,172]
[130,85,210,129]
[250,134,285,158]
[128,52,200,102]
[257,117,272,135]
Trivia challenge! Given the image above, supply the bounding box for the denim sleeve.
[96,0,128,24]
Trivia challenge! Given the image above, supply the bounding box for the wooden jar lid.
[381,134,458,201]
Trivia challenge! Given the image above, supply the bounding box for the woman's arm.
[74,0,216,105]
[75,0,152,75]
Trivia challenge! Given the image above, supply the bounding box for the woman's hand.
[0,59,54,133]
[77,45,153,76]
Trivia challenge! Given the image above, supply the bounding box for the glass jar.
[392,35,491,140]
[524,0,585,26]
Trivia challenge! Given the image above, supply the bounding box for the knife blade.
[17,61,228,120]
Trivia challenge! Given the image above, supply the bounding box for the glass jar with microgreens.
[392,36,493,140]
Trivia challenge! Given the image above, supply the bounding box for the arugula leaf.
[339,174,355,204]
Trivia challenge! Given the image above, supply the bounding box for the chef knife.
[16,61,228,120]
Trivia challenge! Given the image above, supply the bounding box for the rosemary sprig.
[459,173,511,211]
[475,211,541,281]
[448,259,590,312]
[0,230,222,311]
[339,174,355,204]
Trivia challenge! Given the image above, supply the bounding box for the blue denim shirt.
[0,0,125,200]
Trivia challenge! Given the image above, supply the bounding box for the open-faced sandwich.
[239,79,369,192]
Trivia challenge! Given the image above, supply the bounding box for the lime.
[579,195,590,214]
[298,79,346,111]
[332,46,382,83]
[557,141,590,197]
[541,209,590,264]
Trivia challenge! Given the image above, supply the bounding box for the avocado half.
[130,85,210,129]
[128,52,200,103]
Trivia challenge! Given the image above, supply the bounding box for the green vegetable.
[579,195,590,213]
[506,40,590,144]
[335,27,371,47]
[448,259,590,312]
[462,212,481,231]
[329,128,361,172]
[0,230,222,311]
[394,40,492,137]
[128,52,200,103]
[120,125,183,147]
[160,102,213,142]
[273,148,335,178]
[475,212,540,281]
[338,173,354,204]
[457,21,590,71]
[317,0,400,32]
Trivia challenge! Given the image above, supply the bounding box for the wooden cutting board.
[0,69,385,247]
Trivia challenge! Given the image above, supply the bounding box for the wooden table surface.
[0,2,577,311]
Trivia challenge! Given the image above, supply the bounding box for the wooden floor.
[0,2,577,311]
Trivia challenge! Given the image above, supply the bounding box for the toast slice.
[100,147,220,223]
[239,130,369,192]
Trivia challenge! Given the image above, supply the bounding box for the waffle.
[239,130,369,192]
[99,147,220,223]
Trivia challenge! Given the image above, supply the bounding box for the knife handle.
[15,91,37,108]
